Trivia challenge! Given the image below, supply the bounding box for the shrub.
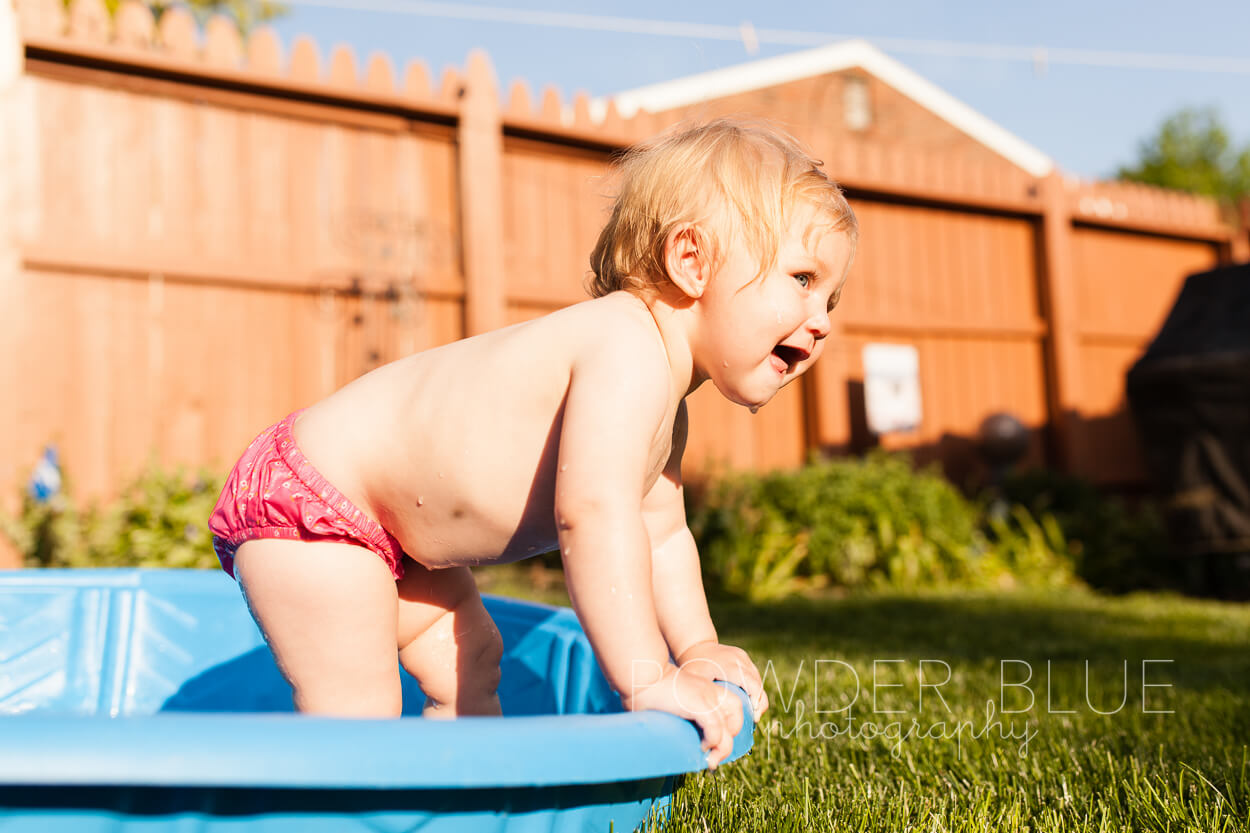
[1,465,224,569]
[981,502,1078,589]
[688,452,1077,596]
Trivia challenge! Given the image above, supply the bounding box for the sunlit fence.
[2,0,1246,504]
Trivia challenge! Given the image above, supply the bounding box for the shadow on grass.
[709,590,1249,695]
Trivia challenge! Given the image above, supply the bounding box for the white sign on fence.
[863,343,922,434]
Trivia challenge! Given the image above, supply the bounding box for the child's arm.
[555,319,742,766]
[642,403,769,722]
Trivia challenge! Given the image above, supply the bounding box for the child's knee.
[468,625,504,690]
[399,590,503,712]
[449,600,503,690]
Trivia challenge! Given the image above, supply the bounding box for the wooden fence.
[2,0,1246,508]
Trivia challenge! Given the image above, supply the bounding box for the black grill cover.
[1126,262,1250,557]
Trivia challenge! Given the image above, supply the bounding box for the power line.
[284,0,1250,75]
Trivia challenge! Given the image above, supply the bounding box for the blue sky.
[271,0,1250,181]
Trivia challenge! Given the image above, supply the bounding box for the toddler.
[209,118,857,768]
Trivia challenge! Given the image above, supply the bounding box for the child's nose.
[806,309,832,341]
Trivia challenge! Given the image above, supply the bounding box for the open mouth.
[771,344,809,372]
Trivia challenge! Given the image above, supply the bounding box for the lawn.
[478,567,1250,832]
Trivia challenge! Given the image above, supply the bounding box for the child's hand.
[676,641,769,722]
[622,663,745,769]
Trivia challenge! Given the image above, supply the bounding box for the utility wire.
[283,0,1250,75]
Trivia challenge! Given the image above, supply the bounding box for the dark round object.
[978,412,1030,468]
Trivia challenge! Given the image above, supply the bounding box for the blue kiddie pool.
[0,569,752,832]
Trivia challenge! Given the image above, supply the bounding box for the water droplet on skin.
[559,464,568,472]
[416,496,424,506]
[438,472,444,479]
[610,586,617,595]
[776,311,783,324]
[749,405,760,415]
[722,360,729,368]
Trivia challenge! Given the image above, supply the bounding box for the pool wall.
[0,569,752,832]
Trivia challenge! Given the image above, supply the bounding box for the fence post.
[1,0,26,558]
[458,50,506,337]
[1038,172,1083,473]
[1233,199,1250,263]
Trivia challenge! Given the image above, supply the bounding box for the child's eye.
[793,273,812,289]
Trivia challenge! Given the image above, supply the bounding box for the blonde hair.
[588,118,857,298]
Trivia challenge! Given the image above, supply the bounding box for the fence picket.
[155,6,195,58]
[506,78,532,117]
[539,85,561,122]
[402,58,432,100]
[328,44,358,88]
[113,0,152,50]
[202,14,241,68]
[67,0,108,43]
[16,0,65,40]
[599,99,624,134]
[246,26,283,76]
[288,35,320,81]
[364,51,395,93]
[571,91,592,130]
[438,66,461,102]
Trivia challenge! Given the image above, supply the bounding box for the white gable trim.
[593,39,1053,178]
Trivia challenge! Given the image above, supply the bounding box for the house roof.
[594,39,1054,178]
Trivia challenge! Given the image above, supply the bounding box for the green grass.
[480,566,1250,832]
[660,589,1249,832]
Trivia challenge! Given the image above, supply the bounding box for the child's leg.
[233,538,402,717]
[395,561,503,718]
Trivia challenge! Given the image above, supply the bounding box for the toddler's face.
[698,203,853,410]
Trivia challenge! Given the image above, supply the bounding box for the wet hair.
[588,117,857,298]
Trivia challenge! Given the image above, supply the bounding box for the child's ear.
[664,224,710,299]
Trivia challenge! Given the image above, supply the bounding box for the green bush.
[981,502,1078,588]
[688,452,1076,598]
[1,465,224,569]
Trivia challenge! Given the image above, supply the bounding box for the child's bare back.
[294,292,675,572]
[208,119,858,768]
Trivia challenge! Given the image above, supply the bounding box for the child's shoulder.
[560,292,666,359]
[553,292,671,393]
